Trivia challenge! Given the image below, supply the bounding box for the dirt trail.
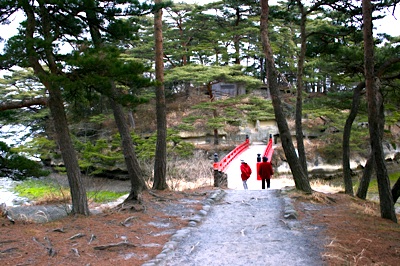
[144,189,325,266]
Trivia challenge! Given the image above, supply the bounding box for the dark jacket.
[259,161,274,179]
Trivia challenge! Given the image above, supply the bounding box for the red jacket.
[259,161,274,179]
[240,163,252,181]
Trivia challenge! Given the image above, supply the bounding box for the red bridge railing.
[213,136,250,173]
[213,135,274,187]
[263,136,274,161]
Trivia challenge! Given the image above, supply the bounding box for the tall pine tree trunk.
[362,0,397,222]
[153,0,168,190]
[109,90,147,202]
[48,86,89,215]
[260,0,312,193]
[342,82,365,195]
[295,1,308,177]
[23,1,89,215]
[84,1,149,198]
[356,154,374,199]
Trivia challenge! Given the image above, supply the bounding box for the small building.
[211,82,246,99]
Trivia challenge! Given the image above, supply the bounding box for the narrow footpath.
[144,189,325,266]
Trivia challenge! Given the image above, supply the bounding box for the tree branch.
[0,98,47,111]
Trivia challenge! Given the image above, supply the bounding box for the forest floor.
[1,185,400,266]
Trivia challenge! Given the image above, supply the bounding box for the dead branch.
[0,247,18,254]
[88,234,96,244]
[120,216,137,227]
[0,240,17,245]
[93,241,136,250]
[32,237,56,257]
[68,233,85,240]
[71,248,80,257]
[189,241,200,253]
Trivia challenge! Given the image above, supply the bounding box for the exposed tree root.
[93,241,136,250]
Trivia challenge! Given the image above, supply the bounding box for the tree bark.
[48,85,90,215]
[356,154,374,199]
[362,0,397,222]
[84,1,149,199]
[22,0,89,215]
[0,98,47,111]
[153,0,168,190]
[392,177,400,203]
[206,83,219,145]
[295,0,308,177]
[342,82,365,196]
[109,90,147,202]
[260,0,312,193]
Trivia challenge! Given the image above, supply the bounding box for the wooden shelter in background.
[211,82,246,99]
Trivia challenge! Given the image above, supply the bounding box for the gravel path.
[144,189,325,266]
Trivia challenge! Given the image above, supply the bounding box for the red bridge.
[213,135,274,190]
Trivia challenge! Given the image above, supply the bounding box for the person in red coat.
[240,159,252,190]
[258,156,274,189]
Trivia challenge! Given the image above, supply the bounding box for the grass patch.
[14,179,67,200]
[13,178,127,204]
[87,191,127,203]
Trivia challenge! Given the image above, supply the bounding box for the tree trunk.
[22,1,89,215]
[84,1,150,198]
[260,0,312,193]
[213,113,219,145]
[356,154,374,199]
[109,88,147,202]
[342,82,365,196]
[295,1,307,177]
[153,0,168,190]
[392,177,400,203]
[205,83,219,145]
[48,86,90,215]
[362,0,397,222]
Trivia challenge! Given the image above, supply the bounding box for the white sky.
[0,1,399,53]
[179,0,399,36]
[1,1,399,43]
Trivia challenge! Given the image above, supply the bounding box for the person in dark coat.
[240,159,252,190]
[258,156,274,189]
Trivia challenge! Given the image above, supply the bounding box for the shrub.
[0,141,50,180]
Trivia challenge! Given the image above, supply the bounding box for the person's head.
[241,159,245,164]
[262,156,268,162]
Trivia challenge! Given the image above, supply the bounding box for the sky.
[0,1,399,44]
[179,0,400,37]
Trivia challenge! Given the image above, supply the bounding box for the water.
[0,177,29,206]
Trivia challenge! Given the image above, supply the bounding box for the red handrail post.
[256,153,262,180]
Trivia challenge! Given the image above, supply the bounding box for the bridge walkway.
[225,142,273,190]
